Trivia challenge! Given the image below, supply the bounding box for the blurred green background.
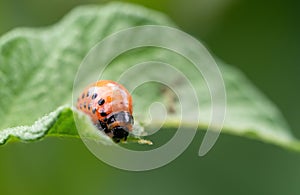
[0,0,299,194]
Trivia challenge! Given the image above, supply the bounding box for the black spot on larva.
[87,91,90,97]
[107,115,116,125]
[100,111,107,117]
[83,102,86,108]
[81,93,85,99]
[88,103,91,110]
[92,93,98,99]
[98,98,105,105]
[92,108,96,114]
[98,120,107,130]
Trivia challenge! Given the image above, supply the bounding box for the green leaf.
[0,2,299,151]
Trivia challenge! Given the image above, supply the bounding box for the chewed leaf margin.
[0,106,72,145]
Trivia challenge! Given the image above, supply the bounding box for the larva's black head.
[104,111,134,142]
[112,126,129,143]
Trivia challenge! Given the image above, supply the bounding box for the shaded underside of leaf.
[0,2,299,151]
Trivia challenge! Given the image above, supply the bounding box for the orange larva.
[77,80,133,142]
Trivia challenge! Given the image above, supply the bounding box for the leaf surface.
[0,2,298,151]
